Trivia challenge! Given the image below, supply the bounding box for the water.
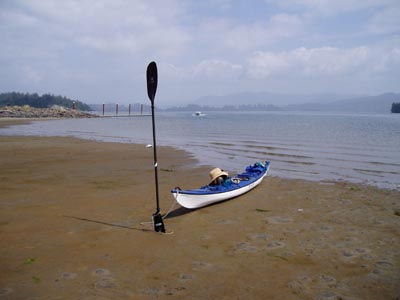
[1,111,399,189]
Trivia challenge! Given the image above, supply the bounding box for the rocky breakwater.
[0,105,98,118]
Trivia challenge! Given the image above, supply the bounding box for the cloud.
[270,0,400,38]
[21,66,44,83]
[159,59,244,82]
[1,0,191,59]
[246,46,400,78]
[270,0,397,16]
[0,0,399,103]
[192,59,243,78]
[247,52,290,77]
[294,47,369,75]
[370,47,400,72]
[196,13,304,54]
[367,5,400,34]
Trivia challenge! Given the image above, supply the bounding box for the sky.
[0,0,399,107]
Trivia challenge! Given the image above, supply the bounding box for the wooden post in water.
[129,104,131,116]
[102,103,105,116]
[141,104,144,115]
[116,103,119,117]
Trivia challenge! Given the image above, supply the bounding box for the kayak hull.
[171,161,270,209]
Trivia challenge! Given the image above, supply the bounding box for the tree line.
[392,102,400,113]
[164,103,282,112]
[0,92,91,111]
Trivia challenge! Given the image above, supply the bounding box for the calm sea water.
[1,111,399,190]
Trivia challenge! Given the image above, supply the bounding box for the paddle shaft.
[150,102,160,214]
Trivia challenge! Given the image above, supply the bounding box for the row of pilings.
[101,103,147,116]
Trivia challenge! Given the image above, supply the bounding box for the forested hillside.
[0,92,91,111]
[392,102,400,113]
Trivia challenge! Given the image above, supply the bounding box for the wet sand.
[1,119,399,299]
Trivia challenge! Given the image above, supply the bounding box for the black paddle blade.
[152,212,165,233]
[146,61,158,104]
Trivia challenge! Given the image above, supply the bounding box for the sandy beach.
[1,119,399,300]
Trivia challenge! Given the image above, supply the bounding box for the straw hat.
[209,168,228,184]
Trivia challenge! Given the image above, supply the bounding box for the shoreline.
[0,117,35,128]
[0,105,98,118]
[1,119,400,299]
[1,117,399,192]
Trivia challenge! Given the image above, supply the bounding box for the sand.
[0,119,399,299]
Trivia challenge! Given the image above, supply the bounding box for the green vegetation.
[391,102,400,113]
[0,92,91,111]
[255,208,270,212]
[23,258,36,265]
[32,276,41,284]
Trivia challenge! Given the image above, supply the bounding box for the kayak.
[171,161,270,209]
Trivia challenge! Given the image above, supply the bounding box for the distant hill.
[0,92,92,111]
[286,93,400,113]
[194,92,352,107]
[164,103,282,112]
[189,92,399,113]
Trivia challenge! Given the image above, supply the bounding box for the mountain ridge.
[193,92,360,106]
[185,92,400,113]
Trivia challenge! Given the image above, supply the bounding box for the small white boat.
[171,161,270,209]
[193,111,206,116]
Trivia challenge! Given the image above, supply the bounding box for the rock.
[319,274,337,286]
[233,242,258,253]
[0,288,13,296]
[316,291,342,300]
[61,272,77,279]
[179,273,194,280]
[92,268,111,277]
[0,105,98,118]
[265,216,293,224]
[265,240,286,249]
[95,277,116,289]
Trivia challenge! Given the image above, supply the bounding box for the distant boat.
[193,111,206,116]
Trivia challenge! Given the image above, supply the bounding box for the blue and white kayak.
[171,161,270,209]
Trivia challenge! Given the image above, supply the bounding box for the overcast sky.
[1,0,399,106]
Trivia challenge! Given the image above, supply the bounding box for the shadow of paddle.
[63,215,153,232]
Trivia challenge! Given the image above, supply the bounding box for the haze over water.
[2,111,399,190]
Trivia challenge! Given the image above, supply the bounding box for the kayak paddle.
[146,61,166,233]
